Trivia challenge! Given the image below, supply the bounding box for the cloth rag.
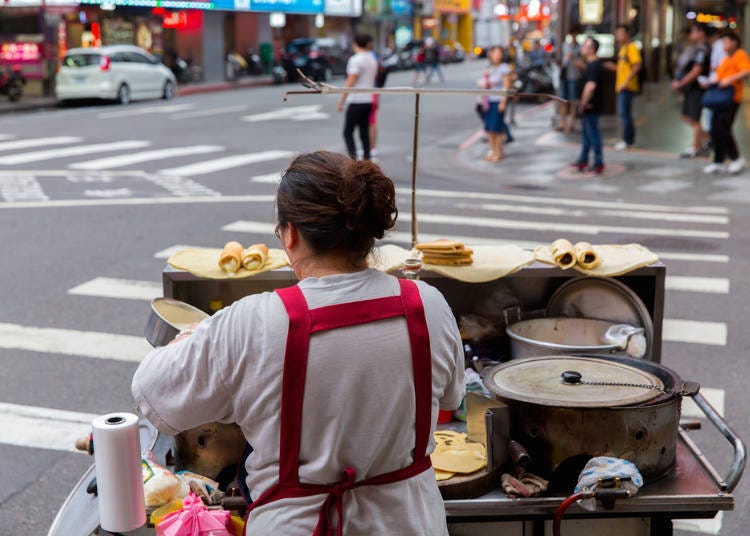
[574,457,643,511]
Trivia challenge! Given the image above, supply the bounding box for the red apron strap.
[310,295,404,334]
[275,285,311,484]
[398,279,432,460]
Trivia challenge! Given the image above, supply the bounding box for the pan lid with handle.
[484,356,664,408]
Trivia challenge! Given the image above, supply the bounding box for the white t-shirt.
[488,63,512,102]
[346,51,378,104]
[133,269,464,536]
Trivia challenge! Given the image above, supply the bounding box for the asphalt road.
[0,61,747,535]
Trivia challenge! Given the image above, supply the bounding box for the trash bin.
[259,42,273,75]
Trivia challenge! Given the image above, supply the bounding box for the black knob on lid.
[561,370,582,384]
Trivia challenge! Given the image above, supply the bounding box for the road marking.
[243,105,329,122]
[143,174,220,197]
[0,141,151,165]
[251,173,282,184]
[681,387,725,419]
[68,277,162,301]
[662,319,727,346]
[171,104,249,119]
[0,136,81,152]
[154,244,196,259]
[84,188,133,198]
[159,150,294,177]
[98,103,195,119]
[0,402,97,452]
[674,512,723,535]
[398,212,730,239]
[665,276,729,294]
[398,187,729,214]
[70,145,225,170]
[222,220,730,263]
[0,193,275,209]
[0,175,49,202]
[0,322,152,362]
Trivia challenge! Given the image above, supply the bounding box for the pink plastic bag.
[156,492,233,536]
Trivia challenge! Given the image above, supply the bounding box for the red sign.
[0,42,43,63]
[163,11,189,28]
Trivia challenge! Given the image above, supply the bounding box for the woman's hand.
[170,322,200,345]
[718,78,732,88]
[499,99,507,113]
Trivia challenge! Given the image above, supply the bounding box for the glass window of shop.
[0,14,39,35]
[569,0,616,56]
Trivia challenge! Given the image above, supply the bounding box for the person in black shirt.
[672,23,711,158]
[572,37,605,174]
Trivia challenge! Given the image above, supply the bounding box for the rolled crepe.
[422,255,473,266]
[415,240,465,252]
[218,241,243,273]
[242,243,269,271]
[551,239,576,270]
[573,241,601,270]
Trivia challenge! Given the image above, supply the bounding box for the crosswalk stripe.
[0,136,81,152]
[98,103,195,119]
[398,212,730,240]
[662,319,727,346]
[69,145,225,170]
[400,187,729,214]
[0,141,151,165]
[68,277,162,301]
[171,104,249,120]
[681,387,725,419]
[673,513,723,535]
[222,221,730,263]
[665,276,729,294]
[159,150,294,177]
[251,173,282,184]
[0,322,152,362]
[474,203,728,225]
[0,194,275,209]
[0,402,97,452]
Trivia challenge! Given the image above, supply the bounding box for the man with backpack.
[671,23,711,158]
[605,24,642,150]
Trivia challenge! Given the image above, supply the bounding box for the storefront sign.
[395,25,412,47]
[432,0,470,14]
[579,0,603,24]
[325,0,362,17]
[391,0,412,15]
[247,0,323,13]
[0,43,42,63]
[81,0,216,9]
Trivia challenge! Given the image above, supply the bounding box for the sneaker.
[587,165,605,174]
[571,162,587,172]
[703,162,726,174]
[680,148,697,159]
[727,156,747,174]
[370,148,378,157]
[614,141,628,151]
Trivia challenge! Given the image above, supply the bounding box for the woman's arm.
[337,73,359,112]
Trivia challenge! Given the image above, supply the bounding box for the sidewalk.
[0,75,273,115]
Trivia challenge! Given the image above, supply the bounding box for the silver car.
[56,45,176,104]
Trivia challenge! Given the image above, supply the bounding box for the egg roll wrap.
[241,243,269,271]
[573,241,601,270]
[551,239,576,270]
[218,241,243,273]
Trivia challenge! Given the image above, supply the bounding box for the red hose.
[553,492,589,536]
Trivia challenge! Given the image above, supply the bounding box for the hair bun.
[339,159,397,240]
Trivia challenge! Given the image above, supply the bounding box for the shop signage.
[245,0,324,13]
[325,0,362,17]
[80,0,216,10]
[391,0,412,15]
[0,43,43,63]
[432,0,470,13]
[579,0,603,24]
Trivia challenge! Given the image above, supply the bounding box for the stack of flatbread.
[415,240,473,266]
[431,431,487,481]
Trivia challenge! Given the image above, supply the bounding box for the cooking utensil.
[145,297,209,348]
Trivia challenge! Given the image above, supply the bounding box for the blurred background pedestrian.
[482,46,512,162]
[557,25,584,134]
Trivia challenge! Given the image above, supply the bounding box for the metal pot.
[506,317,646,359]
[483,355,696,485]
[145,297,209,347]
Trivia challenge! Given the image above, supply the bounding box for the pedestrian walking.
[482,46,512,162]
[425,38,445,84]
[572,37,605,174]
[671,23,711,158]
[605,24,642,150]
[370,48,389,158]
[558,25,584,133]
[337,34,378,161]
[700,26,729,134]
[702,31,750,175]
[412,42,426,85]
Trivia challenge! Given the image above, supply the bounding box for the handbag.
[701,85,734,110]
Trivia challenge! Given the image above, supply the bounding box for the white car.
[56,45,176,104]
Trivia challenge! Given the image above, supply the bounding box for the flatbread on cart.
[169,247,289,279]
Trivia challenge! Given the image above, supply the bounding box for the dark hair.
[277,151,397,261]
[569,24,583,35]
[615,24,631,34]
[587,37,600,52]
[691,22,709,35]
[354,34,373,48]
[722,30,741,46]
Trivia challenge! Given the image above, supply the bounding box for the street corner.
[557,162,628,180]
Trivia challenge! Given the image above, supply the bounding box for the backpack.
[375,61,389,88]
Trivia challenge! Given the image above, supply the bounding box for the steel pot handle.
[689,392,746,493]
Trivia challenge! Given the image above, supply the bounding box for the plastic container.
[437,409,453,424]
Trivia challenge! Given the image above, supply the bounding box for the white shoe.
[370,148,378,157]
[680,147,697,158]
[614,141,628,151]
[703,162,726,174]
[727,157,747,174]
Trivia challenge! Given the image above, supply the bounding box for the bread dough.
[431,442,488,474]
[169,247,289,279]
[421,245,535,283]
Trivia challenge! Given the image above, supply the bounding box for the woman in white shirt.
[132,151,465,535]
[483,46,512,162]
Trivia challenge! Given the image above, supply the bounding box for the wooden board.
[437,466,502,500]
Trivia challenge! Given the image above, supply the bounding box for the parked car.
[281,38,348,82]
[56,45,176,104]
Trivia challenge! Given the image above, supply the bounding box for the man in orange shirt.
[702,31,750,175]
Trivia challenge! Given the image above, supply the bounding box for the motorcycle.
[0,66,26,102]
[515,61,556,100]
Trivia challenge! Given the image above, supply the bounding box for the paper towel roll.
[92,412,146,533]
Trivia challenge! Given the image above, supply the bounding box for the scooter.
[0,66,26,102]
[516,62,555,100]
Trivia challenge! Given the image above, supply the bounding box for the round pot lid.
[547,277,654,360]
[151,297,209,330]
[484,356,664,408]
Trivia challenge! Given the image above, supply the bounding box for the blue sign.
[249,0,324,13]
[391,0,413,15]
